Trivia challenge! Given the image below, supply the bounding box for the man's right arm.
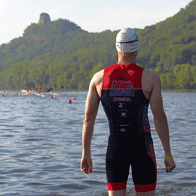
[149,73,176,172]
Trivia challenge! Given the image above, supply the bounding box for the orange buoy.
[68,99,72,103]
[73,97,76,100]
[51,95,53,98]
[1,93,4,97]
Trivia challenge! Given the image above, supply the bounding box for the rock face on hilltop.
[38,13,51,24]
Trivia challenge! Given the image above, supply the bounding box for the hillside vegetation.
[0,0,196,90]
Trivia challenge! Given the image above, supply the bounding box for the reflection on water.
[0,91,196,195]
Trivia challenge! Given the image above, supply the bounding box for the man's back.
[100,63,149,132]
[93,63,166,132]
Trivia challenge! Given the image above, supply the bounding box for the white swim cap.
[116,28,139,53]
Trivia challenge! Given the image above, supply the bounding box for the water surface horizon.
[0,91,196,195]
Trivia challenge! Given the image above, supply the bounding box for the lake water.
[0,91,196,196]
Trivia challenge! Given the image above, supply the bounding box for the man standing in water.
[81,28,176,196]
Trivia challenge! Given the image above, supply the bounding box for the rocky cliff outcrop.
[38,13,51,24]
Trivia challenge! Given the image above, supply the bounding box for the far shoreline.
[161,89,196,93]
[1,89,196,93]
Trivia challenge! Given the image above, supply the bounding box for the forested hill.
[0,0,196,90]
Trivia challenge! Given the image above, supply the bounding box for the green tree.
[173,64,195,88]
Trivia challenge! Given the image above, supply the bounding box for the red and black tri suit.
[100,63,157,192]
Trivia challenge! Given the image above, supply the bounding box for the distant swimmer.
[16,92,21,96]
[81,28,176,196]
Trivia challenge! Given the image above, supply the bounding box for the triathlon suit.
[100,63,157,192]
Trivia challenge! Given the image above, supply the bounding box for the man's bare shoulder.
[94,69,104,78]
[143,69,160,83]
[91,69,104,85]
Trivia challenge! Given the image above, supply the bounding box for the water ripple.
[0,91,195,195]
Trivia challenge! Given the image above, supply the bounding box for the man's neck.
[118,57,136,65]
[117,51,137,65]
[117,60,136,65]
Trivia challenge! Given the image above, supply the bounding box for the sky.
[0,0,193,45]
